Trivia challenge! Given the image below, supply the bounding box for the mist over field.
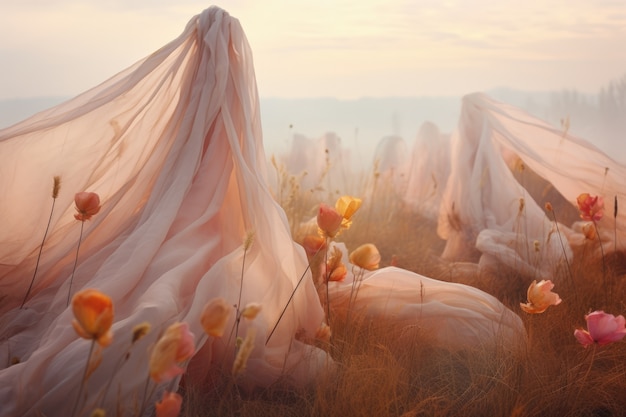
[2,83,624,166]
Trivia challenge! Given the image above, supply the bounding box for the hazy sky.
[1,0,625,100]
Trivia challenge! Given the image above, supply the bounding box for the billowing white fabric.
[438,93,625,277]
[403,122,451,220]
[277,132,354,195]
[0,8,525,417]
[370,135,409,197]
[325,243,524,349]
[0,8,328,416]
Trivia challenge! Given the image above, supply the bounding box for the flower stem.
[593,221,608,306]
[265,244,323,346]
[324,238,331,328]
[234,242,250,353]
[98,342,132,407]
[21,198,57,309]
[575,344,597,406]
[549,210,576,301]
[137,373,154,417]
[67,221,85,307]
[346,267,364,327]
[70,339,95,417]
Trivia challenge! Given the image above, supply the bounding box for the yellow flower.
[326,246,347,282]
[335,195,362,230]
[71,289,114,347]
[582,222,596,240]
[201,298,232,337]
[520,280,562,314]
[349,243,381,270]
[241,303,262,320]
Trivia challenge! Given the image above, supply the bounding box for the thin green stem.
[613,195,617,255]
[137,373,153,417]
[70,339,95,417]
[68,221,86,307]
[324,237,331,328]
[593,221,608,306]
[21,198,57,309]
[234,244,249,352]
[549,210,576,300]
[346,267,365,327]
[98,341,133,407]
[265,244,323,346]
[575,344,597,406]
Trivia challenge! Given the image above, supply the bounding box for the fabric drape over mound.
[0,7,524,417]
[438,93,626,278]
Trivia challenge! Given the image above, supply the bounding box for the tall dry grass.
[179,158,626,417]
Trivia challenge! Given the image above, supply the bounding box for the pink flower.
[317,203,343,238]
[520,280,562,314]
[155,391,182,417]
[576,193,604,222]
[574,310,626,347]
[74,191,101,221]
[149,322,195,382]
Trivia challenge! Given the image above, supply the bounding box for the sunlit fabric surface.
[437,93,626,277]
[0,7,524,417]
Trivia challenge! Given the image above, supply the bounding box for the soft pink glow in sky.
[1,0,625,99]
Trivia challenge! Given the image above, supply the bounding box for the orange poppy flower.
[520,280,562,314]
[71,289,114,347]
[155,391,182,417]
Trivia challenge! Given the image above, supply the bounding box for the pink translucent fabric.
[326,243,524,349]
[0,7,525,417]
[277,132,354,194]
[403,122,451,219]
[371,135,410,196]
[0,7,326,416]
[438,93,625,277]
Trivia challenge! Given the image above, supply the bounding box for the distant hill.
[3,89,621,162]
[0,94,463,159]
[259,95,463,158]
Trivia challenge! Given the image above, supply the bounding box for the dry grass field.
[177,162,626,417]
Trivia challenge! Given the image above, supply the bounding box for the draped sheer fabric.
[0,8,328,416]
[324,241,524,349]
[403,122,451,220]
[437,93,625,278]
[370,135,410,198]
[277,132,354,196]
[0,7,525,417]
